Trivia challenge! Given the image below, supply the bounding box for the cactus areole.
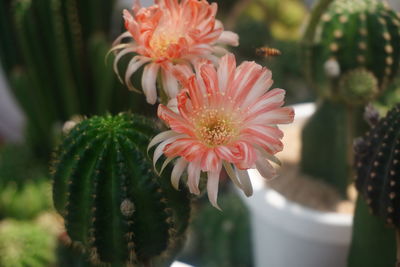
[51,114,191,266]
[309,0,400,95]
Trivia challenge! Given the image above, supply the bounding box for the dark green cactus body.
[354,104,400,227]
[310,0,400,93]
[52,114,191,266]
[349,105,400,266]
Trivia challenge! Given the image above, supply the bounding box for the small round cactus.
[354,104,400,227]
[309,0,400,95]
[52,113,191,266]
[338,68,378,105]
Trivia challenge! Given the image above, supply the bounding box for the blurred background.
[0,0,399,266]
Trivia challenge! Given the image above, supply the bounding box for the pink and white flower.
[111,0,239,104]
[148,53,294,208]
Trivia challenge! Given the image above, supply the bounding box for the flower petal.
[255,157,277,180]
[236,169,253,197]
[171,158,188,190]
[142,63,160,104]
[200,150,221,172]
[153,135,182,172]
[207,167,222,210]
[160,156,176,175]
[222,161,243,191]
[216,31,239,46]
[125,56,151,93]
[187,162,201,195]
[161,67,179,98]
[158,104,194,135]
[148,130,181,153]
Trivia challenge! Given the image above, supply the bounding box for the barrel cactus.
[52,113,191,266]
[300,0,400,197]
[348,104,400,266]
[354,104,400,226]
[309,0,400,95]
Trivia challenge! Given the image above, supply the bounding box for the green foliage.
[348,197,396,267]
[0,145,51,220]
[52,113,191,266]
[0,0,153,158]
[0,220,57,267]
[0,180,52,220]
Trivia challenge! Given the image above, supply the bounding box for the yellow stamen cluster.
[196,109,237,147]
[149,31,181,58]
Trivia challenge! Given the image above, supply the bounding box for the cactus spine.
[301,0,400,197]
[52,114,191,266]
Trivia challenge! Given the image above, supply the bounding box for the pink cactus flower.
[148,54,294,208]
[111,0,239,104]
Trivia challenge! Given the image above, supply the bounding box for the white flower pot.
[241,103,353,267]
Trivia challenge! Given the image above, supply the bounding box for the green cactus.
[0,0,154,158]
[0,220,57,267]
[52,113,191,266]
[309,0,400,93]
[187,189,253,267]
[300,0,400,197]
[348,104,400,266]
[354,104,400,227]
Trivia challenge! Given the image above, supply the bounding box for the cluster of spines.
[52,114,191,266]
[354,104,400,227]
[312,0,400,92]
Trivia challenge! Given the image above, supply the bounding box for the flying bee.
[256,47,282,58]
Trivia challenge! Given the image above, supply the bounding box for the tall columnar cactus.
[301,0,400,197]
[0,0,152,157]
[52,114,191,266]
[348,104,400,267]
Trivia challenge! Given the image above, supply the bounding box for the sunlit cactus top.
[354,105,400,227]
[111,0,239,104]
[309,0,400,94]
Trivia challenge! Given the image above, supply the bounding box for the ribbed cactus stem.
[52,114,191,266]
[301,0,400,195]
[350,104,400,267]
[303,0,335,86]
[309,0,400,92]
[301,99,351,197]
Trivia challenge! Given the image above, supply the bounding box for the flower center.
[149,31,180,58]
[196,110,236,147]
